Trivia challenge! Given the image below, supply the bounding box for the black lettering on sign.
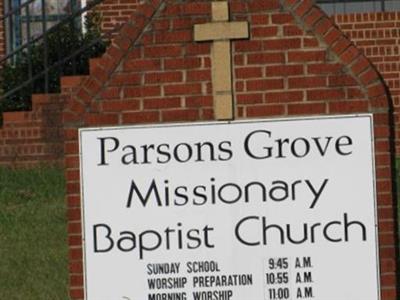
[295,272,313,283]
[243,129,353,160]
[148,292,187,300]
[192,290,233,300]
[297,287,314,299]
[295,257,312,268]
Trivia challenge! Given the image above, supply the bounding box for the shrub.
[0,11,108,112]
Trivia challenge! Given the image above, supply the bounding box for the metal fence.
[0,0,117,105]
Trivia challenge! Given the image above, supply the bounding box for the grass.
[0,162,398,299]
[0,166,68,300]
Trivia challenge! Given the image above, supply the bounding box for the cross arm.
[194,21,249,42]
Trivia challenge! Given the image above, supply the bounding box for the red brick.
[172,19,192,30]
[304,7,324,27]
[251,14,269,25]
[186,44,210,55]
[351,56,371,75]
[288,50,326,62]
[328,100,369,113]
[265,91,304,103]
[252,27,279,38]
[100,87,121,99]
[247,53,285,64]
[304,38,319,47]
[108,70,141,86]
[187,70,211,82]
[380,288,397,300]
[67,223,81,236]
[246,104,285,117]
[164,83,202,96]
[153,19,170,30]
[65,142,79,156]
[288,103,327,114]
[248,0,280,12]
[182,2,209,15]
[328,75,358,87]
[145,71,183,83]
[307,88,346,101]
[288,76,326,88]
[237,93,264,104]
[331,37,352,55]
[307,63,343,74]
[263,38,301,50]
[144,45,181,57]
[368,84,386,98]
[234,40,263,52]
[67,194,80,208]
[76,88,92,104]
[162,109,200,122]
[106,45,124,62]
[271,13,293,24]
[124,86,161,98]
[65,169,80,182]
[124,59,161,71]
[67,208,81,221]
[229,1,247,13]
[324,27,342,45]
[84,113,119,125]
[114,35,131,51]
[143,97,181,109]
[69,247,82,260]
[102,100,140,112]
[69,288,84,299]
[266,65,304,76]
[314,18,334,36]
[340,45,360,64]
[185,96,213,107]
[69,261,83,273]
[283,25,303,36]
[155,30,192,43]
[235,67,263,79]
[360,68,379,85]
[294,0,313,17]
[165,58,202,69]
[247,79,284,91]
[122,111,160,123]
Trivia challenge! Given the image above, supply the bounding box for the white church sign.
[79,114,380,300]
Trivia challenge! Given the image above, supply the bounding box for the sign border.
[78,113,381,300]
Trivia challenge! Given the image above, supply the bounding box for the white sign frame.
[79,114,381,300]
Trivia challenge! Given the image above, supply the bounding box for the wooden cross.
[194,1,249,120]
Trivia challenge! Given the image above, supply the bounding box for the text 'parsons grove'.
[96,129,353,166]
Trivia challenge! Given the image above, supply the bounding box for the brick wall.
[0,0,397,297]
[61,0,397,299]
[0,94,63,167]
[91,0,143,35]
[0,0,140,168]
[0,76,86,168]
[334,12,400,155]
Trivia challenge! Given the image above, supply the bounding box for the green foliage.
[0,12,108,112]
[0,166,68,299]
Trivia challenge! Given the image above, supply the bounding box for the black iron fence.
[0,0,119,111]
